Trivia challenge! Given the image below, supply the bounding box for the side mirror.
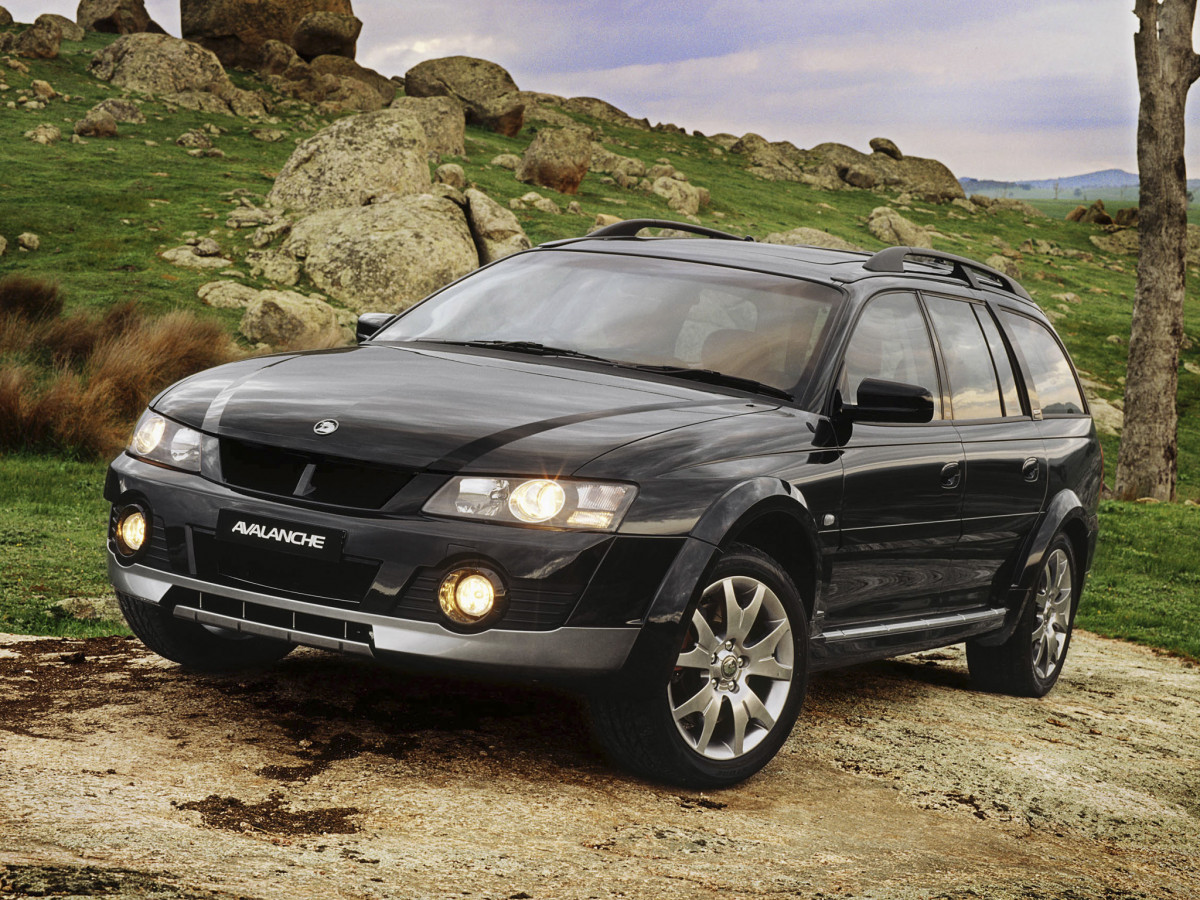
[843,378,934,424]
[356,312,394,343]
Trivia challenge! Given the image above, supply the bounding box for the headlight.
[127,409,203,472]
[424,476,636,531]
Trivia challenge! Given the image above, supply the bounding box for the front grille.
[192,530,379,606]
[395,571,580,631]
[194,593,372,644]
[220,438,412,509]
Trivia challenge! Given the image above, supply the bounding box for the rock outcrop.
[77,0,163,35]
[181,0,355,69]
[405,56,524,137]
[36,14,84,41]
[867,207,933,248]
[764,227,864,252]
[0,7,12,26]
[290,11,361,61]
[309,54,394,103]
[92,97,145,122]
[561,96,650,130]
[464,188,531,263]
[267,109,431,214]
[89,33,228,95]
[516,126,591,194]
[388,96,464,157]
[15,17,62,58]
[1066,199,1114,225]
[282,195,478,312]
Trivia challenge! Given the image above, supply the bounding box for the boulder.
[0,236,6,256]
[388,95,465,157]
[258,38,301,76]
[651,176,706,217]
[764,227,864,252]
[239,290,344,348]
[435,163,466,189]
[0,6,11,26]
[165,90,234,115]
[246,249,302,285]
[162,245,232,269]
[1090,230,1140,256]
[838,165,876,189]
[591,214,623,231]
[309,54,394,102]
[404,56,524,136]
[729,133,802,182]
[490,153,521,170]
[15,17,62,58]
[208,80,271,117]
[267,63,382,112]
[869,137,903,160]
[77,0,161,35]
[198,280,261,309]
[282,194,479,312]
[591,143,646,188]
[89,33,229,95]
[267,109,430,213]
[31,80,56,100]
[984,254,1020,278]
[512,191,560,215]
[36,13,84,41]
[290,11,361,61]
[988,197,1047,218]
[18,233,40,251]
[811,142,964,201]
[464,188,531,263]
[92,97,145,123]
[514,91,575,127]
[1114,207,1139,227]
[561,96,649,129]
[181,0,354,69]
[1069,199,1114,225]
[867,207,933,249]
[74,108,118,137]
[24,123,61,145]
[175,128,212,149]
[516,126,591,195]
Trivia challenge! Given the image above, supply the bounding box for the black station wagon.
[106,219,1101,787]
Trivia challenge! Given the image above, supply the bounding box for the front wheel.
[589,544,809,788]
[967,534,1077,697]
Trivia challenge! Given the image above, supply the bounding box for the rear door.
[923,293,1047,606]
[825,291,966,625]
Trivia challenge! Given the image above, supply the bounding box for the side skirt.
[809,607,1007,672]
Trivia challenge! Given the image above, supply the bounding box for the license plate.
[216,510,345,562]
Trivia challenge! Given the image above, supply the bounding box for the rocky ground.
[1,630,1197,899]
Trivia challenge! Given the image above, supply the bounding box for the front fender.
[614,478,820,684]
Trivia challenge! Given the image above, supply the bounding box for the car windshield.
[374,250,842,394]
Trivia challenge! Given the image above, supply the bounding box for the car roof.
[540,221,1043,315]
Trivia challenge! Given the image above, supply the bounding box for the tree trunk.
[1116,0,1199,501]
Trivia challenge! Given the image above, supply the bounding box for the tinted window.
[1000,311,1085,415]
[841,293,941,419]
[377,251,841,392]
[924,296,1003,420]
[974,305,1023,416]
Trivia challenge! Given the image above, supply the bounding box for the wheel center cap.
[719,655,739,679]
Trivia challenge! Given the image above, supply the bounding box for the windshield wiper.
[629,365,794,402]
[416,339,615,363]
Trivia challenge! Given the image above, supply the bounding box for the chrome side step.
[820,607,1007,643]
[173,604,374,657]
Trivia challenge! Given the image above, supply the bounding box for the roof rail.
[586,218,755,242]
[861,246,1031,300]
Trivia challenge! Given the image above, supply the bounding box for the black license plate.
[216,510,345,562]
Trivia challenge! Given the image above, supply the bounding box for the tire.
[589,543,809,788]
[118,593,294,673]
[967,534,1077,698]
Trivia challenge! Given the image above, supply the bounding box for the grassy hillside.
[1,31,1198,654]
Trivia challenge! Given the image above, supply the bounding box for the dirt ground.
[1,629,1197,900]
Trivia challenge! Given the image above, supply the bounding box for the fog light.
[116,507,147,556]
[438,568,505,626]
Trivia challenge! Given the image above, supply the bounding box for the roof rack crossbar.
[862,246,1031,300]
[587,218,755,242]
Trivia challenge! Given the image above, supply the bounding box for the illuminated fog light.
[116,508,147,555]
[508,479,566,523]
[438,568,505,626]
[132,414,166,456]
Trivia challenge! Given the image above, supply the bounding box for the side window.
[923,295,1003,420]
[999,311,1086,415]
[841,293,941,419]
[973,305,1023,416]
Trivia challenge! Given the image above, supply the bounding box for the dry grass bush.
[0,275,241,458]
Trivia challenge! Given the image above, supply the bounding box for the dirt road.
[1,630,1197,899]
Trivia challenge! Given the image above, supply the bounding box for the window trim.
[994,306,1090,419]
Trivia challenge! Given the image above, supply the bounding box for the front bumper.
[105,453,693,679]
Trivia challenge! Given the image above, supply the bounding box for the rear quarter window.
[999,311,1086,416]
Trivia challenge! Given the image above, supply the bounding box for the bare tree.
[1116,0,1198,500]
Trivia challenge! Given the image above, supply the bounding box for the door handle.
[940,461,961,489]
[1022,457,1040,483]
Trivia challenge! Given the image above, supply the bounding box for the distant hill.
[960,169,1141,195]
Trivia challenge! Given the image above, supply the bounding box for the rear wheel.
[967,534,1077,697]
[590,544,808,788]
[118,594,294,673]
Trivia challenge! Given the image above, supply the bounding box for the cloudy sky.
[6,0,1188,180]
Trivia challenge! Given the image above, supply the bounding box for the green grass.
[1081,500,1200,661]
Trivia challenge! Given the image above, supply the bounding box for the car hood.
[153,343,773,474]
